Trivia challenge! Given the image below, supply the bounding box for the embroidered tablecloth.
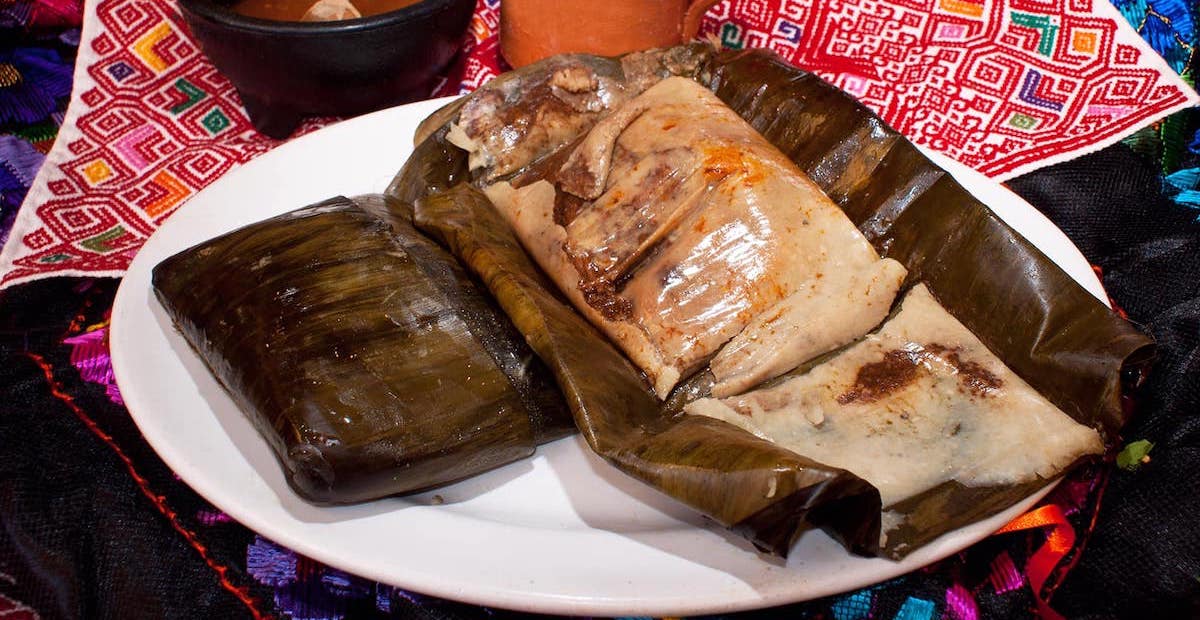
[0,0,1197,289]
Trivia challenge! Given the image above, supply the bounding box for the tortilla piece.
[301,0,361,21]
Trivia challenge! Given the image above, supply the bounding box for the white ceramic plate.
[111,97,1107,616]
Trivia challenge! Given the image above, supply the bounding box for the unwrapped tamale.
[687,283,1104,555]
[388,44,1153,559]
[152,194,573,504]
[482,76,907,398]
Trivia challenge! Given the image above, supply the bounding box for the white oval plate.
[111,97,1106,616]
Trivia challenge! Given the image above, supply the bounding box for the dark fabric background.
[1007,147,1200,619]
[3,1,1200,616]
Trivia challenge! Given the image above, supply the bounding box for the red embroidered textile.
[0,0,1194,288]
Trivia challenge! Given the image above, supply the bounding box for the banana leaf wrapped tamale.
[413,184,883,556]
[152,194,573,504]
[388,45,1153,559]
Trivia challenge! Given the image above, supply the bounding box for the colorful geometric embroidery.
[168,78,205,114]
[0,0,1195,289]
[0,590,41,620]
[0,0,280,287]
[893,595,937,620]
[944,582,980,620]
[246,535,399,617]
[831,588,875,620]
[64,325,124,405]
[693,1,1198,177]
[989,550,1028,594]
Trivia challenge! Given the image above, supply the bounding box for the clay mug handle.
[682,0,723,42]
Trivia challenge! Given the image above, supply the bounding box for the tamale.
[687,284,1104,556]
[482,76,907,398]
[388,46,1153,558]
[701,49,1154,555]
[152,194,573,504]
[413,184,883,557]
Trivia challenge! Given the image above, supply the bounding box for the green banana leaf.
[388,45,1153,559]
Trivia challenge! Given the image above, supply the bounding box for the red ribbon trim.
[996,505,1075,620]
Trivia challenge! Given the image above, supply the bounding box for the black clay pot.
[178,0,474,138]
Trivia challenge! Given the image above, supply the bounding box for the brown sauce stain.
[565,160,685,294]
[624,163,676,212]
[925,343,1003,397]
[510,127,588,189]
[578,276,633,321]
[566,244,633,318]
[553,190,586,226]
[555,160,601,198]
[610,143,640,176]
[837,349,920,404]
[837,343,1004,407]
[957,360,1002,395]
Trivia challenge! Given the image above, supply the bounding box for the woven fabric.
[1007,147,1200,618]
[0,4,78,248]
[2,1,1200,618]
[0,0,1197,289]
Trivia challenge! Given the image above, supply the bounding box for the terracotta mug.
[500,0,723,68]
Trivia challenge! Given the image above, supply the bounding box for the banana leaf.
[387,46,1153,558]
[701,50,1155,556]
[152,194,573,504]
[414,184,882,556]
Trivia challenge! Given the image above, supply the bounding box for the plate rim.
[110,96,1106,616]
